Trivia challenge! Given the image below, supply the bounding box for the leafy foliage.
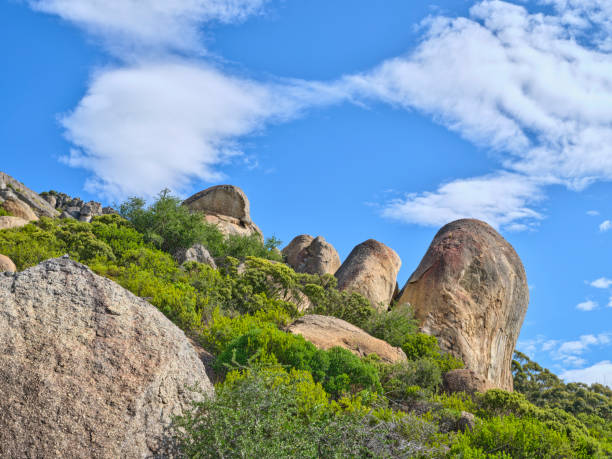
[0,207,12,217]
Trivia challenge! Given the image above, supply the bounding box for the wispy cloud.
[29,0,268,55]
[343,0,612,230]
[520,332,612,369]
[576,300,598,311]
[600,220,612,232]
[587,210,600,216]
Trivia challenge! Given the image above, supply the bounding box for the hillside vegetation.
[1,191,610,458]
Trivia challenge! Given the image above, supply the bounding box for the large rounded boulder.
[0,257,213,457]
[282,235,341,275]
[335,239,401,312]
[397,219,529,391]
[287,315,407,364]
[183,185,262,239]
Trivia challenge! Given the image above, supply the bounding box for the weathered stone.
[397,219,528,391]
[203,213,263,239]
[287,314,407,364]
[283,235,341,276]
[443,369,490,395]
[0,216,29,230]
[0,254,16,272]
[1,198,38,221]
[184,185,251,221]
[0,257,214,458]
[175,244,217,269]
[335,239,401,312]
[0,172,58,218]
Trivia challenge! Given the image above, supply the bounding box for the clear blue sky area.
[1,0,611,385]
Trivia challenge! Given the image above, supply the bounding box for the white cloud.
[561,360,612,387]
[382,172,543,230]
[600,220,612,232]
[557,333,610,356]
[589,277,612,288]
[59,61,339,199]
[342,0,612,230]
[609,296,612,307]
[29,0,267,54]
[576,299,598,311]
[586,210,600,216]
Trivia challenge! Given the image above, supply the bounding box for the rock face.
[41,191,115,223]
[0,254,16,273]
[443,369,490,395]
[0,257,214,457]
[183,185,262,239]
[287,315,407,364]
[1,198,38,221]
[282,235,341,275]
[335,239,401,312]
[397,219,529,391]
[0,216,29,230]
[175,243,217,269]
[0,172,58,218]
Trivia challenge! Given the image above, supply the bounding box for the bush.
[402,332,463,373]
[173,365,444,458]
[215,327,382,397]
[0,207,12,216]
[363,305,418,347]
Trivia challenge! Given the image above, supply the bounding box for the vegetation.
[0,190,610,457]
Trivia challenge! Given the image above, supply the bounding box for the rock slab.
[397,219,529,391]
[0,257,213,458]
[183,185,262,239]
[287,314,407,364]
[282,235,341,275]
[335,239,401,312]
[175,243,217,269]
[0,254,16,273]
[0,172,58,218]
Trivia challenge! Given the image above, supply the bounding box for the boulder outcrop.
[41,191,115,222]
[443,369,490,395]
[397,219,529,391]
[175,243,217,269]
[183,185,262,239]
[287,314,407,364]
[282,235,341,275]
[1,197,38,221]
[0,254,16,273]
[0,257,214,457]
[0,172,58,218]
[335,239,401,312]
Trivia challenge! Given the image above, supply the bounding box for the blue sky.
[2,0,612,386]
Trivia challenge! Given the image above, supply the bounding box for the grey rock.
[0,257,213,458]
[457,412,476,432]
[443,369,490,395]
[397,219,529,391]
[175,244,217,269]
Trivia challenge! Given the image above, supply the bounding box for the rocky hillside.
[0,171,610,458]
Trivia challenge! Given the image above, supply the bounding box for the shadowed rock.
[282,235,341,275]
[183,185,262,239]
[397,219,529,391]
[0,257,213,458]
[0,172,58,218]
[335,239,401,312]
[287,314,407,364]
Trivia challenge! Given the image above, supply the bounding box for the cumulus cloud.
[29,0,267,54]
[59,61,341,199]
[600,220,612,232]
[561,360,612,387]
[557,333,610,358]
[590,277,612,288]
[576,300,598,311]
[343,0,612,230]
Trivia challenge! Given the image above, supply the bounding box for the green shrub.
[302,281,375,327]
[402,332,463,373]
[215,327,382,397]
[173,365,443,458]
[0,207,12,217]
[363,304,418,347]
